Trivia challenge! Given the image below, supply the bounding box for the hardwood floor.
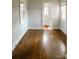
[12,29,67,59]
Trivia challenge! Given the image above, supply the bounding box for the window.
[61,5,66,20]
[44,3,49,16]
[20,0,25,23]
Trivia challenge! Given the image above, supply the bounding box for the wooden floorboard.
[12,29,67,59]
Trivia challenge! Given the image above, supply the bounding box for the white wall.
[28,0,42,29]
[12,0,28,50]
[28,0,60,29]
[12,0,19,28]
[60,0,67,34]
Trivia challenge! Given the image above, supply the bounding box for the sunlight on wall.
[44,3,49,16]
[61,5,66,20]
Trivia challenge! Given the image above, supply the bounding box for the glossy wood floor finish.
[13,29,67,59]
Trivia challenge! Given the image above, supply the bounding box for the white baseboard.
[28,27,42,29]
[52,27,60,29]
[28,27,60,30]
[60,28,67,34]
[12,28,28,51]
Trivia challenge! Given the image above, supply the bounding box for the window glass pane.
[61,5,66,20]
[44,3,49,16]
[20,0,25,22]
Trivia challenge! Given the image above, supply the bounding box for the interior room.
[12,0,67,59]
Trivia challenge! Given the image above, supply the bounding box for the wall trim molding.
[28,27,42,29]
[28,27,60,30]
[12,28,28,51]
[60,27,67,35]
[52,27,60,29]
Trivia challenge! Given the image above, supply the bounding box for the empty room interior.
[12,0,67,59]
